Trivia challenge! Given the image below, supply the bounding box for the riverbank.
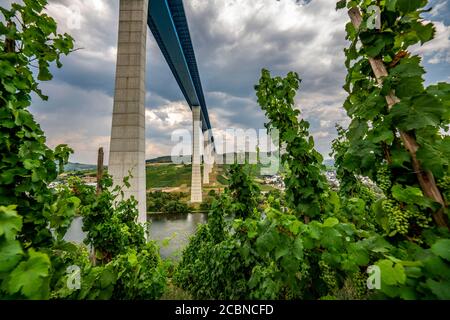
[148,210,209,215]
[65,213,208,260]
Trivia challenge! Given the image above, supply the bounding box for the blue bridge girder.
[148,0,212,134]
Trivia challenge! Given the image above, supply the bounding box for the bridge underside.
[109,0,214,224]
[148,0,211,132]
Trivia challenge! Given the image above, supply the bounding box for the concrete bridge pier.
[109,0,148,223]
[191,106,203,203]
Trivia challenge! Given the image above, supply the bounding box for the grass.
[146,163,192,188]
[72,162,276,192]
[160,280,192,300]
[216,173,229,185]
[145,163,231,189]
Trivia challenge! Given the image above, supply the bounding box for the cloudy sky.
[3,0,449,164]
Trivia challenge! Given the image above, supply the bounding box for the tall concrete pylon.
[191,106,202,203]
[109,0,148,223]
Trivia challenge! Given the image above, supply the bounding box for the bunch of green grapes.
[282,288,294,300]
[382,199,409,235]
[438,175,450,202]
[352,272,368,299]
[376,165,392,194]
[319,260,337,291]
[438,175,450,190]
[359,185,376,204]
[409,208,432,229]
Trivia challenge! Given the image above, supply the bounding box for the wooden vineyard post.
[96,147,104,195]
[5,22,15,53]
[348,7,448,229]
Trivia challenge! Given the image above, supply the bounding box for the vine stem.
[348,7,448,229]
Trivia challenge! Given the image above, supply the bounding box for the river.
[63,213,208,260]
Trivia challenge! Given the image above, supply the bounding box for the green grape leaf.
[391,184,422,202]
[390,148,411,168]
[415,22,435,44]
[336,0,346,10]
[422,255,449,278]
[2,80,16,93]
[23,159,41,170]
[0,205,22,240]
[389,95,442,131]
[416,142,447,177]
[426,279,450,299]
[398,288,418,300]
[376,259,406,286]
[365,38,386,57]
[371,128,394,144]
[391,184,435,208]
[275,246,289,260]
[127,252,138,266]
[348,243,369,266]
[427,82,450,121]
[0,60,16,77]
[38,60,53,81]
[292,237,303,260]
[288,219,302,235]
[281,255,299,273]
[256,230,277,253]
[7,249,50,299]
[323,217,339,228]
[431,239,450,262]
[390,56,425,78]
[0,238,23,272]
[395,76,424,98]
[396,0,427,13]
[386,0,397,11]
[100,268,116,289]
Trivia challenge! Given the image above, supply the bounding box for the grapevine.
[255,69,330,220]
[352,272,368,299]
[376,165,392,194]
[337,0,449,229]
[0,1,167,300]
[1,0,449,302]
[382,199,409,236]
[438,176,450,204]
[319,260,338,292]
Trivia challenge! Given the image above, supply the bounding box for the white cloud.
[430,0,448,17]
[31,81,113,164]
[6,0,447,162]
[45,0,118,63]
[414,21,450,64]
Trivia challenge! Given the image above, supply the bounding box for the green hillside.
[146,163,192,188]
[146,156,173,164]
[64,162,97,172]
[66,161,277,190]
